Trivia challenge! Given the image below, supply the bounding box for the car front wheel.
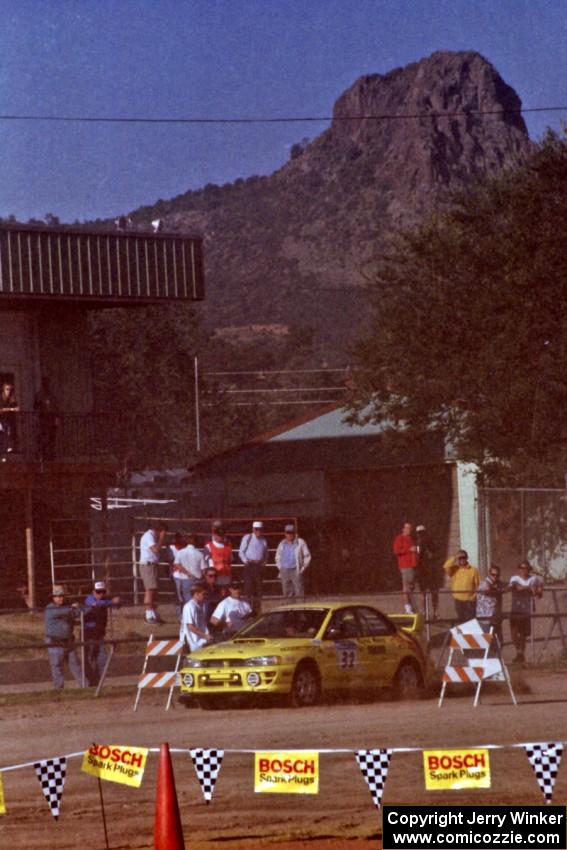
[290,663,321,707]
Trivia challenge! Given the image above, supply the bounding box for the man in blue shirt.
[239,521,268,614]
[83,581,121,686]
[44,585,82,689]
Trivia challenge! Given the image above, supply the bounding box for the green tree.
[348,131,567,484]
[88,305,204,468]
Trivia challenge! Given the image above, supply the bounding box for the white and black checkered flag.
[189,749,224,803]
[524,743,563,804]
[355,749,393,811]
[34,757,67,819]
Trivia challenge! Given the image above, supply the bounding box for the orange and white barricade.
[438,618,516,708]
[133,636,186,712]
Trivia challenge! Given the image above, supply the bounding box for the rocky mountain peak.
[130,52,534,360]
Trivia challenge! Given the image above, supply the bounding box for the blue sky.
[1,0,566,223]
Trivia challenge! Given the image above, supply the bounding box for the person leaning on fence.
[179,582,214,652]
[83,581,121,686]
[210,579,253,639]
[275,524,311,600]
[138,520,168,625]
[476,564,506,647]
[509,560,543,665]
[0,380,19,459]
[44,585,83,689]
[443,549,480,623]
[239,520,269,615]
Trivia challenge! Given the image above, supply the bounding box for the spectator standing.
[443,549,480,623]
[275,524,311,599]
[180,583,213,652]
[239,520,269,614]
[210,580,253,638]
[203,567,222,622]
[415,524,441,620]
[171,534,206,617]
[0,380,19,459]
[138,521,168,625]
[476,565,505,646]
[83,581,121,686]
[44,585,82,689]
[34,377,59,460]
[203,521,233,594]
[509,561,543,664]
[392,522,418,614]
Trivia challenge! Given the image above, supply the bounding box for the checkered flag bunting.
[523,743,563,804]
[34,757,67,819]
[355,749,393,811]
[190,749,224,803]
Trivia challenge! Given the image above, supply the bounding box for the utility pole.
[194,355,201,453]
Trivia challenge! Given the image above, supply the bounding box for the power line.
[0,106,566,126]
[206,367,349,376]
[223,386,345,394]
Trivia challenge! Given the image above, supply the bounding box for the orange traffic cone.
[154,742,185,850]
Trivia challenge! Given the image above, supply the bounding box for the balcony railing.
[0,224,204,304]
[0,411,113,462]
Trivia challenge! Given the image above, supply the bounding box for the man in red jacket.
[392,522,418,614]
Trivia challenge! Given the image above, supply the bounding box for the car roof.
[267,601,381,613]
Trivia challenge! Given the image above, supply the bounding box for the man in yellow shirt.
[443,549,480,623]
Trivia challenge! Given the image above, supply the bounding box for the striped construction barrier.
[443,665,485,683]
[145,639,185,657]
[450,631,493,651]
[138,671,180,689]
[439,618,516,708]
[134,633,187,712]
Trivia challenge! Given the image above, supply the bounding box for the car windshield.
[237,609,328,639]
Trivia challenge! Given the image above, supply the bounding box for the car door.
[320,606,365,691]
[354,607,400,686]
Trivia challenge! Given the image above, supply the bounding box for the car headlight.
[184,658,204,668]
[244,655,281,666]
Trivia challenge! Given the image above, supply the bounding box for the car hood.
[189,637,315,660]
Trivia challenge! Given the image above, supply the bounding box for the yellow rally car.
[178,601,428,708]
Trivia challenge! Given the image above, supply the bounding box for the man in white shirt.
[172,534,206,617]
[138,521,168,625]
[210,580,253,638]
[180,583,213,652]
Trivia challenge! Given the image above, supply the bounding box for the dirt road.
[1,671,567,849]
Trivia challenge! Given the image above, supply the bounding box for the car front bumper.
[179,663,295,696]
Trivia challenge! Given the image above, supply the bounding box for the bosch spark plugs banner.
[423,749,491,790]
[254,751,319,793]
[81,744,149,787]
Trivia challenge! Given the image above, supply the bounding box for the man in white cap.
[239,520,268,613]
[83,581,121,686]
[275,524,311,599]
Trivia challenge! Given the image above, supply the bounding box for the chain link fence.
[479,487,567,580]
